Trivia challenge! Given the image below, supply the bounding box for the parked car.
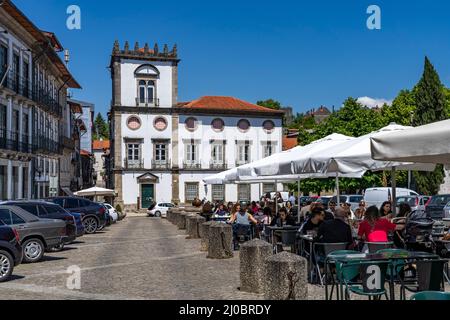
[395,195,429,212]
[317,196,332,210]
[103,203,118,223]
[0,221,22,282]
[364,187,419,208]
[46,197,108,234]
[148,203,175,218]
[1,200,81,246]
[330,195,364,212]
[425,194,450,220]
[444,201,450,220]
[0,205,67,263]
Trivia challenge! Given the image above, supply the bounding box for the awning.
[68,101,83,114]
[61,187,74,196]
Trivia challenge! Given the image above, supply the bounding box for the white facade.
[109,41,284,210]
[0,3,79,200]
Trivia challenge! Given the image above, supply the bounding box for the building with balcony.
[0,0,81,200]
[108,41,284,210]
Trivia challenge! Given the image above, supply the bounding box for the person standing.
[289,192,296,207]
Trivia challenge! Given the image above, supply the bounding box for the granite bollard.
[171,210,181,225]
[264,252,308,300]
[200,221,216,252]
[177,212,188,230]
[207,223,233,259]
[186,215,206,239]
[240,239,273,294]
[184,214,197,236]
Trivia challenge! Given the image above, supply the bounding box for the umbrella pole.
[391,167,397,216]
[336,173,340,206]
[297,178,301,224]
[275,179,279,217]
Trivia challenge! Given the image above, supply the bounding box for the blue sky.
[13,0,450,116]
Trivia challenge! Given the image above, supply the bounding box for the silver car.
[444,201,450,219]
[0,205,67,263]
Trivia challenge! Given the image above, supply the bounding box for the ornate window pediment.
[136,172,160,184]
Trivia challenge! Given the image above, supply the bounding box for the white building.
[108,41,284,211]
[0,0,80,200]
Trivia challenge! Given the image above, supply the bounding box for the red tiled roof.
[93,140,110,150]
[313,106,331,116]
[181,96,284,114]
[283,136,298,151]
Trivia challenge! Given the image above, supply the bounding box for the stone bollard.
[264,252,308,300]
[177,212,188,230]
[166,209,173,222]
[186,215,206,239]
[184,214,197,236]
[207,223,233,259]
[171,210,181,225]
[199,221,216,252]
[239,239,273,294]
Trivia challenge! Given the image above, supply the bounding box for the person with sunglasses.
[354,200,366,220]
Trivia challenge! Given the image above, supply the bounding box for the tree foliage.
[256,99,282,110]
[289,57,449,195]
[93,113,109,141]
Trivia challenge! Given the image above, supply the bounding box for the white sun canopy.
[370,119,450,165]
[74,187,116,197]
[309,123,436,175]
[251,133,355,177]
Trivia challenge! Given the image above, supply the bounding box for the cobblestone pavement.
[1,216,447,300]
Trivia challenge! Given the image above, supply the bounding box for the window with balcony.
[211,143,225,169]
[12,53,19,92]
[137,80,157,106]
[126,142,142,169]
[0,44,7,81]
[23,60,29,97]
[153,142,169,169]
[236,143,251,165]
[184,143,200,169]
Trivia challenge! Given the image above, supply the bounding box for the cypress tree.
[412,57,446,194]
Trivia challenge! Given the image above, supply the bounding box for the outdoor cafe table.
[265,226,299,252]
[324,251,441,300]
[210,215,231,223]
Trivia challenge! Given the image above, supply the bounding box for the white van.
[364,187,419,209]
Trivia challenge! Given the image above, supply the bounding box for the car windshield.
[430,195,450,206]
[397,197,416,206]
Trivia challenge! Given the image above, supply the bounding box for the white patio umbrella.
[74,187,116,197]
[370,119,450,165]
[307,123,436,214]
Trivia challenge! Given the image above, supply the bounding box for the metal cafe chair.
[313,242,348,286]
[366,242,394,253]
[411,291,450,300]
[324,250,358,300]
[337,260,390,300]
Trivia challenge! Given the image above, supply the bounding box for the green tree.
[256,99,282,110]
[381,90,416,126]
[412,57,446,194]
[93,113,109,140]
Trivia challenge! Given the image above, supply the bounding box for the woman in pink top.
[358,206,404,242]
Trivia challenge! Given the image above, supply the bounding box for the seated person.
[358,205,404,243]
[270,207,296,227]
[229,207,259,248]
[298,208,325,235]
[214,204,228,217]
[315,207,353,246]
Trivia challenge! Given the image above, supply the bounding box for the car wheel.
[0,250,13,283]
[155,211,161,218]
[83,217,98,234]
[22,238,45,263]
